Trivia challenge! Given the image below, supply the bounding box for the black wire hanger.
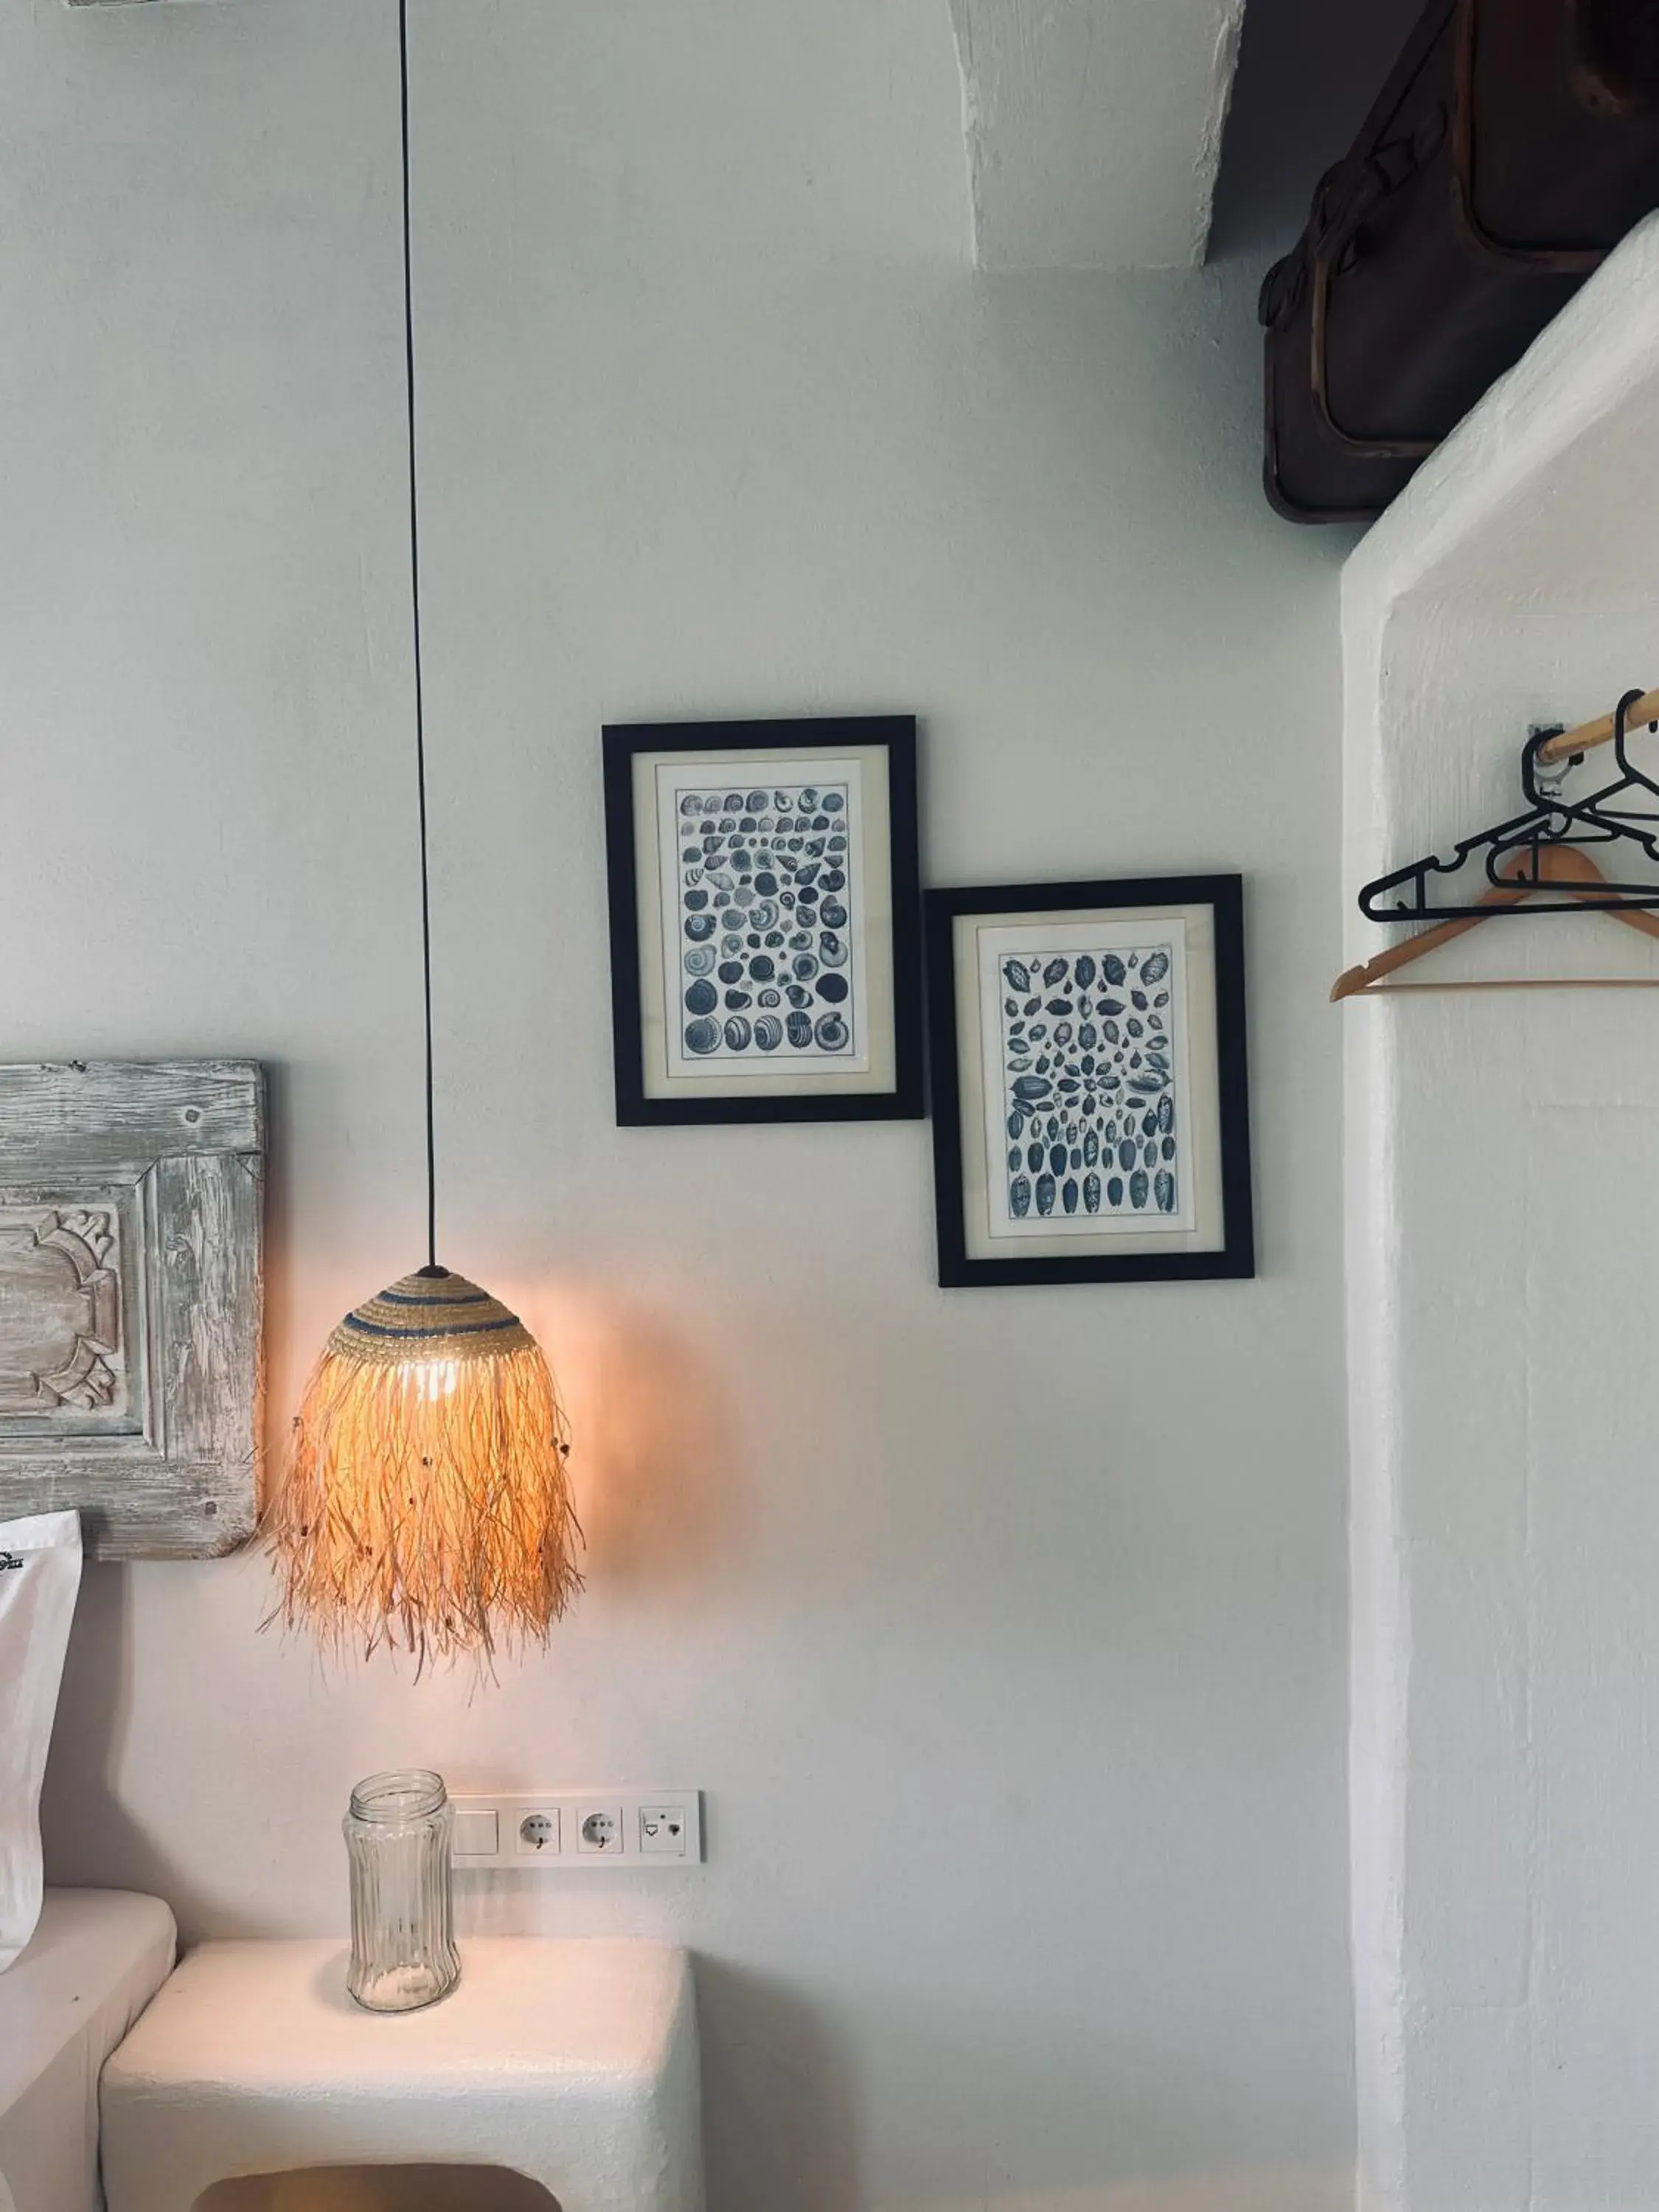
[1358,687,1659,923]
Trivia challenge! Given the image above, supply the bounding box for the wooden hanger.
[1332,842,1659,999]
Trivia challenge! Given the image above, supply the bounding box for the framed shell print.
[0,1060,265,1556]
[926,877,1254,1287]
[603,717,924,1124]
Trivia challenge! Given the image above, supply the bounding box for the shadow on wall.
[39,1565,271,1938]
[697,1958,863,2212]
[568,1285,752,1601]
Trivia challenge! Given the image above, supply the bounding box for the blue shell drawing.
[1001,942,1180,1223]
[676,779,856,1065]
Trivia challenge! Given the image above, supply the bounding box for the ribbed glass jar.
[343,1769,459,2013]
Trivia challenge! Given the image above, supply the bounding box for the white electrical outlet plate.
[448,1790,703,1870]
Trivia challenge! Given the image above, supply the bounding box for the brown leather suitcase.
[1261,0,1659,523]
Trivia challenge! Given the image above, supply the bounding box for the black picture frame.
[604,717,925,1125]
[925,874,1255,1287]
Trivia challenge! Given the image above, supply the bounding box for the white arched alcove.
[1343,212,1659,2212]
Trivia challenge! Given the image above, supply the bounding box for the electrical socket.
[577,1804,624,1854]
[448,1790,703,1870]
[516,1808,560,1857]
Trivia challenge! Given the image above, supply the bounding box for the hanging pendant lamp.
[263,0,582,1666]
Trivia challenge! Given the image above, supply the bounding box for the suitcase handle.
[1307,0,1606,459]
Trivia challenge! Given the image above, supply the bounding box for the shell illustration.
[754,1015,785,1051]
[1074,955,1096,990]
[684,980,717,1015]
[1035,1174,1057,1217]
[723,1016,753,1051]
[685,1018,720,1055]
[817,972,849,1004]
[1084,1172,1102,1214]
[1141,950,1170,985]
[1011,1175,1032,1217]
[786,1011,814,1047]
[684,945,716,976]
[684,913,716,942]
[1155,1169,1177,1214]
[1129,1169,1150,1209]
[815,1012,850,1050]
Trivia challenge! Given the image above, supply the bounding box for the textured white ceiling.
[948,0,1247,271]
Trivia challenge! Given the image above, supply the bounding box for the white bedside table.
[100,1939,703,2212]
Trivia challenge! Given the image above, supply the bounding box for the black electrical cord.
[397,0,442,1279]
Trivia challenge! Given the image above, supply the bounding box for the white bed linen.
[0,1891,175,2212]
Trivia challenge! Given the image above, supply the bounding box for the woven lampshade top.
[328,1268,535,1366]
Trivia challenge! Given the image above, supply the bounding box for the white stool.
[100,1939,703,2212]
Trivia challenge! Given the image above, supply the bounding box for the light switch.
[453,1807,499,1857]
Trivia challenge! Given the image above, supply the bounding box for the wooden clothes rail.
[1534,684,1659,767]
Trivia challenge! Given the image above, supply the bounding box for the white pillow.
[0,1512,82,1973]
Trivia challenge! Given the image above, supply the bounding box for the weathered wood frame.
[0,1062,265,1559]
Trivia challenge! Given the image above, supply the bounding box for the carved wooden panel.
[0,1062,265,1559]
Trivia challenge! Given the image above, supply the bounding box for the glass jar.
[343,1769,459,2013]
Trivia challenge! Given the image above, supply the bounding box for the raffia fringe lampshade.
[265,1269,582,1666]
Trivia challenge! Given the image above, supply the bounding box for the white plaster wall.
[1343,218,1659,2212]
[2,4,1353,2208]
